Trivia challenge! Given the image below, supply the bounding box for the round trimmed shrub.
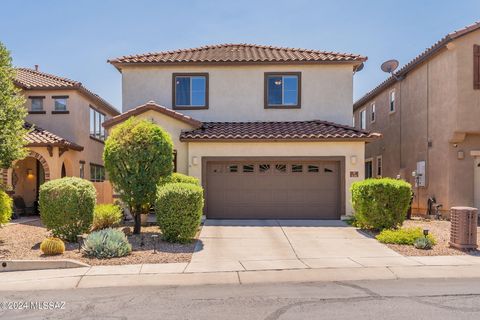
[155,182,203,243]
[39,177,96,242]
[0,189,12,225]
[82,228,132,259]
[92,204,123,231]
[159,172,200,186]
[351,178,412,230]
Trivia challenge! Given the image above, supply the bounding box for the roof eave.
[108,59,367,71]
[26,142,84,152]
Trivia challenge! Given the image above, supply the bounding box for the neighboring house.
[353,22,480,214]
[1,68,119,210]
[104,44,378,219]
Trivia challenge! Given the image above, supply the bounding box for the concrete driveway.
[188,220,401,273]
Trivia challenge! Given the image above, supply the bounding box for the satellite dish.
[354,62,364,72]
[381,59,399,74]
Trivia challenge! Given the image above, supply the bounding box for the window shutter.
[474,45,480,90]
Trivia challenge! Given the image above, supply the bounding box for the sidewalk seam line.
[276,220,301,261]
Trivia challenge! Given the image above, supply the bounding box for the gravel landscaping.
[0,218,197,266]
[373,218,480,256]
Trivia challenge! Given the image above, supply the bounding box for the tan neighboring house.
[104,44,378,219]
[353,22,480,214]
[1,68,119,211]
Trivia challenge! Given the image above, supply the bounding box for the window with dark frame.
[365,160,373,179]
[90,107,106,141]
[389,90,395,113]
[53,96,68,111]
[30,97,44,111]
[90,163,105,182]
[173,73,208,108]
[265,73,301,108]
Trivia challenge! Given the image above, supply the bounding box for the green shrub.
[376,227,436,245]
[155,182,203,243]
[39,177,96,242]
[414,237,434,250]
[0,189,12,225]
[351,178,412,230]
[82,228,132,259]
[159,172,200,186]
[92,204,123,231]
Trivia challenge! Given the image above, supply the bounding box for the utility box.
[449,207,478,250]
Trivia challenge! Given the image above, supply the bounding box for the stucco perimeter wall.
[121,64,354,125]
[107,109,194,174]
[186,141,365,216]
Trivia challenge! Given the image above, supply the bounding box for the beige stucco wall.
[121,64,355,125]
[107,110,195,174]
[187,141,365,216]
[23,89,118,181]
[354,28,480,213]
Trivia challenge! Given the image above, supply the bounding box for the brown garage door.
[205,159,341,219]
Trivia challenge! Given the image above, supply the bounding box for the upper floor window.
[90,107,106,141]
[389,90,395,113]
[371,103,376,122]
[359,109,367,130]
[53,96,68,111]
[173,73,208,109]
[29,96,44,112]
[265,73,301,108]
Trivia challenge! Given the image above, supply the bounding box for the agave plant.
[82,228,132,259]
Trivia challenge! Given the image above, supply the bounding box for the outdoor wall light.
[26,169,34,178]
[350,156,357,165]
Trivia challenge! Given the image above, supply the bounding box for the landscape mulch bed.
[365,218,480,256]
[0,218,197,266]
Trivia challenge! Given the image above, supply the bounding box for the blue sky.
[1,0,478,111]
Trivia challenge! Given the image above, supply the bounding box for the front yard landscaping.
[0,217,197,266]
[375,218,480,256]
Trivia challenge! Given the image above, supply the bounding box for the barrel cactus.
[40,237,65,255]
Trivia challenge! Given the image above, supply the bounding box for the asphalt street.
[1,278,480,319]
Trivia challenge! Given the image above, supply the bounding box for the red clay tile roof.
[108,44,366,68]
[354,21,480,110]
[180,120,379,141]
[25,122,83,151]
[102,101,202,129]
[14,68,119,115]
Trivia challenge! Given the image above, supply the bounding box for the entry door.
[205,159,341,220]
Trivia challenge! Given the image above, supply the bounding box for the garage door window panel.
[292,164,303,173]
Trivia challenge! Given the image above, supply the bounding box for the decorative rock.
[121,227,132,236]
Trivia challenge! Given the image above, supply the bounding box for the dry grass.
[0,218,197,266]
[376,218,480,256]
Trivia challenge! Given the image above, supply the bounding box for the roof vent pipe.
[34,64,39,71]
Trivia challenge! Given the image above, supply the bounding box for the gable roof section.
[25,122,83,151]
[14,68,120,115]
[102,101,202,129]
[180,120,380,142]
[354,21,480,110]
[108,43,366,69]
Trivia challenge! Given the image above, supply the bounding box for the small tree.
[104,118,173,234]
[0,41,28,170]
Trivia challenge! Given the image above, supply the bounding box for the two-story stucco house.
[104,44,377,219]
[353,22,480,215]
[1,68,119,210]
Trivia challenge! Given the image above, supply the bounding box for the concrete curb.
[0,259,90,272]
[3,263,480,291]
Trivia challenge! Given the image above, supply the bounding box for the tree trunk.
[133,211,142,234]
